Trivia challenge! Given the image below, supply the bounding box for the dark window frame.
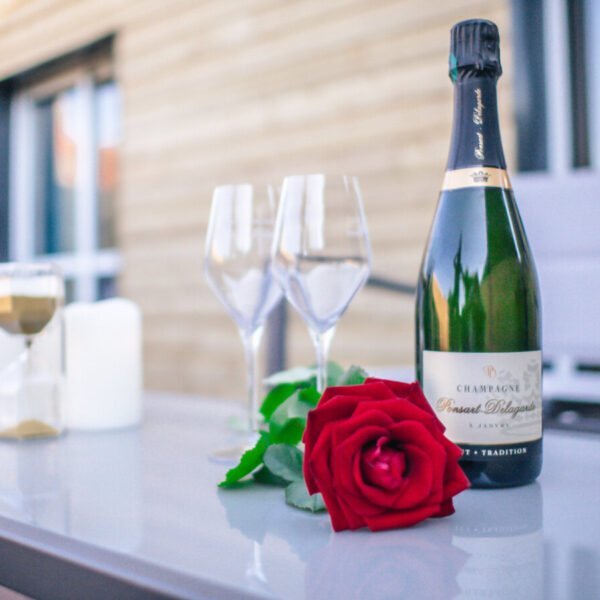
[0,35,120,302]
[512,0,549,172]
[512,0,597,172]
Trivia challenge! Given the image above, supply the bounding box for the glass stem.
[240,327,264,434]
[309,327,335,393]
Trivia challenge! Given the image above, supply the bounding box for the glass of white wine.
[272,175,371,392]
[205,184,283,457]
[0,263,64,439]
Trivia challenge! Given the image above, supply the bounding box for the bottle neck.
[446,73,506,171]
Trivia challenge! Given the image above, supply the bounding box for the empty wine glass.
[205,184,283,452]
[272,174,371,392]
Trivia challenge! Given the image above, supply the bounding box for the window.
[513,0,600,172]
[8,39,121,302]
[511,2,600,400]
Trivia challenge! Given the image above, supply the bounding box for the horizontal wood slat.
[0,0,513,397]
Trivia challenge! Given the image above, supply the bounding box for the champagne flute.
[204,184,283,452]
[272,174,371,392]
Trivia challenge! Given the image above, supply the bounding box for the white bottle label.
[422,350,542,445]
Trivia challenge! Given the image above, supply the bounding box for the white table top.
[0,392,598,599]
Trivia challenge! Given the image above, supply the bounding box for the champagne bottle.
[416,19,542,488]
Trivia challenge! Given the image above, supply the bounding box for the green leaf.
[252,465,289,487]
[272,417,305,445]
[337,365,369,386]
[285,481,327,512]
[218,434,271,488]
[269,391,311,438]
[263,444,304,483]
[264,367,316,387]
[298,386,321,407]
[326,362,345,386]
[260,383,297,420]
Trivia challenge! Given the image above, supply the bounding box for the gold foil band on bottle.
[442,167,512,190]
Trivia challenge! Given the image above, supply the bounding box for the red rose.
[303,378,470,532]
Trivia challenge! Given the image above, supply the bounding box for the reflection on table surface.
[0,393,597,600]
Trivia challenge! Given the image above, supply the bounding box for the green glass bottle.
[416,19,542,488]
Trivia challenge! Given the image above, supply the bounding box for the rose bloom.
[303,378,470,532]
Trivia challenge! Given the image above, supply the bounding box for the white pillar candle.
[64,299,142,430]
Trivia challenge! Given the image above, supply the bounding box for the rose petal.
[365,377,413,398]
[366,378,446,432]
[351,443,432,510]
[331,408,395,450]
[361,437,407,490]
[352,398,439,431]
[432,499,456,518]
[389,440,445,509]
[318,486,352,531]
[382,421,448,509]
[332,423,394,517]
[306,422,337,494]
[388,421,447,485]
[389,444,436,507]
[342,452,405,515]
[318,382,397,408]
[334,494,369,531]
[440,436,464,460]
[303,395,362,448]
[304,397,363,491]
[442,468,471,501]
[438,439,470,500]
